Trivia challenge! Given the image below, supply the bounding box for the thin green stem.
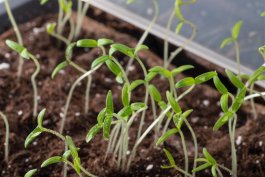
[228,115,237,177]
[126,0,159,75]
[60,66,100,133]
[79,165,97,177]
[234,41,241,75]
[249,84,257,119]
[164,9,175,67]
[0,112,9,163]
[85,76,92,114]
[184,119,198,177]
[216,166,224,177]
[50,32,70,45]
[57,0,65,36]
[29,54,40,118]
[179,130,189,177]
[217,164,233,174]
[4,0,24,78]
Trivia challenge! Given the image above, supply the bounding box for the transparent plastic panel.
[93,0,265,70]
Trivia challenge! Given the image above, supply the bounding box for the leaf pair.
[6,40,30,59]
[110,43,148,58]
[192,148,218,177]
[175,71,217,88]
[220,20,243,48]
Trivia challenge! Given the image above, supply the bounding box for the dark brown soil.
[0,10,265,177]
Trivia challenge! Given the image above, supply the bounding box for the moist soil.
[0,11,265,177]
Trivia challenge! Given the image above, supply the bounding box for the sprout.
[24,109,96,177]
[192,148,232,177]
[163,0,197,68]
[3,0,24,78]
[0,111,9,163]
[220,20,243,75]
[5,40,40,117]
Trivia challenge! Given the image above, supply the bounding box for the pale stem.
[29,54,40,118]
[0,112,9,163]
[74,0,90,38]
[179,130,189,177]
[249,84,257,119]
[244,92,265,101]
[60,66,99,133]
[126,0,159,75]
[234,41,241,75]
[174,166,193,177]
[4,0,24,78]
[85,76,92,114]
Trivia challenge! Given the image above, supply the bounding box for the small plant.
[163,0,197,68]
[192,148,232,177]
[24,109,96,177]
[220,20,243,75]
[52,38,114,133]
[41,0,91,43]
[3,0,24,78]
[0,111,9,163]
[5,40,40,117]
[212,63,265,177]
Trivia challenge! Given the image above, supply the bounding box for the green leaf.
[203,148,216,165]
[213,76,228,94]
[52,61,69,79]
[195,71,217,84]
[174,2,184,21]
[248,65,265,84]
[41,156,63,168]
[211,166,218,177]
[97,108,106,126]
[261,11,265,17]
[106,91,114,115]
[115,74,124,84]
[175,22,184,34]
[91,55,109,69]
[111,43,134,58]
[97,38,113,46]
[105,59,122,77]
[122,83,130,106]
[195,158,208,163]
[25,127,42,148]
[37,108,46,128]
[24,169,37,177]
[232,20,243,40]
[103,115,112,140]
[77,39,98,48]
[220,94,229,112]
[163,148,176,167]
[213,111,234,131]
[171,65,194,75]
[66,136,78,159]
[134,44,149,54]
[65,42,76,61]
[145,71,157,82]
[46,22,56,34]
[220,38,233,48]
[174,109,193,129]
[63,150,71,159]
[192,163,211,172]
[118,106,132,118]
[127,0,136,4]
[157,128,179,145]
[149,66,172,78]
[175,77,195,88]
[86,124,101,143]
[166,91,181,114]
[225,70,244,89]
[129,80,145,91]
[148,85,162,102]
[5,40,30,59]
[40,0,49,5]
[231,87,246,112]
[131,102,147,111]
[73,157,81,174]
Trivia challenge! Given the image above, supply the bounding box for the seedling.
[212,63,265,177]
[5,40,40,117]
[86,89,147,171]
[24,109,96,177]
[220,20,243,75]
[4,0,24,78]
[41,0,90,43]
[163,0,197,68]
[0,111,9,163]
[126,0,159,74]
[192,148,232,177]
